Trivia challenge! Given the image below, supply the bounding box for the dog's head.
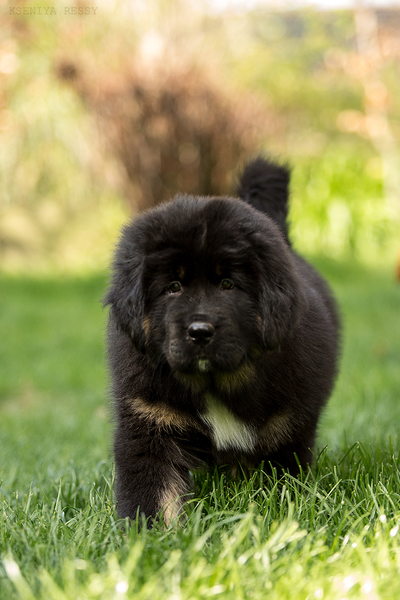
[105,195,306,378]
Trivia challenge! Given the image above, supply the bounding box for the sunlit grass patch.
[2,454,400,599]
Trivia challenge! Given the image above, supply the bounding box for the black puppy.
[105,158,340,524]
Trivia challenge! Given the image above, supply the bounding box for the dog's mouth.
[172,353,257,395]
[168,342,250,375]
[168,348,245,375]
[170,355,216,375]
[165,331,251,378]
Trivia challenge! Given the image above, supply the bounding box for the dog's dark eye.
[220,279,234,290]
[167,281,182,293]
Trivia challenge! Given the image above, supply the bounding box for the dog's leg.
[113,427,191,526]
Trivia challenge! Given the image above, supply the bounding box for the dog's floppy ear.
[252,230,307,351]
[104,254,147,354]
[258,271,306,350]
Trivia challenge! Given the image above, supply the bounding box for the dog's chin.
[197,359,212,373]
[167,353,246,377]
[167,356,212,375]
[171,357,214,374]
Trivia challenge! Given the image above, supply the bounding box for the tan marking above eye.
[177,265,186,279]
[215,264,222,277]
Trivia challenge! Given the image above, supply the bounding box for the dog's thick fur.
[105,158,340,524]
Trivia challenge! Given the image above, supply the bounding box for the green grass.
[1,260,400,599]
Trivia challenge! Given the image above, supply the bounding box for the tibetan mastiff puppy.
[105,158,340,524]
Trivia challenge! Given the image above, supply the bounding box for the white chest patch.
[200,394,257,452]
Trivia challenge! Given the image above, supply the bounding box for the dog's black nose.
[187,322,215,345]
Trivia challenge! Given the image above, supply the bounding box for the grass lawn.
[1,258,400,599]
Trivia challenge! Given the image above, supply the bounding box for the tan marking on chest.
[200,393,257,452]
[259,411,293,453]
[130,397,192,431]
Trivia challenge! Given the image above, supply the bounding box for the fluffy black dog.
[105,158,340,524]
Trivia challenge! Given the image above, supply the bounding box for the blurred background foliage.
[1,0,400,271]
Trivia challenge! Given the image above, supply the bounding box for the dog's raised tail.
[236,157,291,243]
